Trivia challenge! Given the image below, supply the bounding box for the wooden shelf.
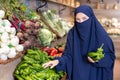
[93,9,120,18]
[94,9,120,13]
[48,0,76,9]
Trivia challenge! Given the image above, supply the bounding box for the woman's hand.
[88,57,98,63]
[42,60,59,69]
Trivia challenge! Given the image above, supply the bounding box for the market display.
[98,17,120,35]
[14,48,65,80]
[0,0,119,80]
[0,0,70,79]
[0,0,69,62]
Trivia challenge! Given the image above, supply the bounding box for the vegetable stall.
[0,0,71,80]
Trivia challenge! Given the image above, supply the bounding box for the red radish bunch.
[9,14,26,31]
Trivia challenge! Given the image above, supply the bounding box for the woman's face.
[76,12,89,23]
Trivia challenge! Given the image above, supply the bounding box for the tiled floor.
[0,58,120,80]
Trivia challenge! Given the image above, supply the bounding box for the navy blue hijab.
[55,5,116,80]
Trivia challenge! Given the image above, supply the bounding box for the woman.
[42,5,116,80]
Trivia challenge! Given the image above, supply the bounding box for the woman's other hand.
[42,60,59,69]
[88,57,98,63]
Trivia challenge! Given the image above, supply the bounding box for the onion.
[25,29,32,34]
[23,41,31,47]
[27,36,36,42]
[16,32,24,38]
[35,22,41,29]
[19,39,25,44]
[25,20,32,28]
[33,29,38,35]
[23,32,29,38]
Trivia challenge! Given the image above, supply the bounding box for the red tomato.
[50,48,58,56]
[58,47,64,53]
[42,47,52,55]
[53,53,62,57]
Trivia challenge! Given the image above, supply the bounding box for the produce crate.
[0,52,23,64]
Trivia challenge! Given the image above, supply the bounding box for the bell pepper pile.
[88,44,104,61]
[42,47,64,57]
[14,49,65,80]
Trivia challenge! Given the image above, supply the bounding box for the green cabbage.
[38,28,54,46]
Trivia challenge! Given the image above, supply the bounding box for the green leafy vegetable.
[38,28,54,46]
[88,43,104,61]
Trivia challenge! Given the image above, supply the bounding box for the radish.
[9,20,18,29]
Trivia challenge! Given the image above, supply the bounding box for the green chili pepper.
[14,74,24,80]
[14,49,65,80]
[88,43,104,61]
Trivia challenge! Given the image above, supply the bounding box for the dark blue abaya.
[55,5,116,80]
